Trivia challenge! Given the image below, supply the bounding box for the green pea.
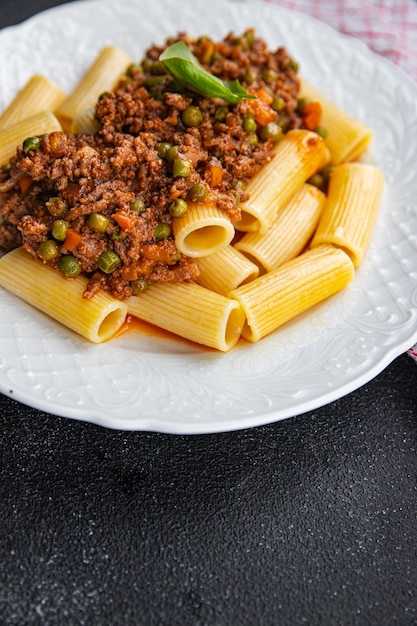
[243,115,257,133]
[271,96,286,112]
[188,183,208,203]
[154,223,171,241]
[52,219,70,241]
[247,133,259,147]
[173,158,191,178]
[59,255,81,277]
[97,250,121,274]
[144,76,165,88]
[126,63,141,78]
[46,197,67,218]
[244,68,258,84]
[214,106,229,122]
[169,198,189,217]
[211,52,224,63]
[181,105,203,128]
[1,163,12,172]
[87,213,110,233]
[262,68,278,84]
[171,251,181,262]
[316,127,328,139]
[111,227,125,241]
[98,91,110,101]
[307,173,325,190]
[166,145,179,162]
[244,29,255,47]
[287,59,299,73]
[258,122,283,143]
[130,199,146,213]
[143,76,164,87]
[142,58,166,75]
[141,57,154,73]
[131,279,148,294]
[297,98,307,113]
[38,240,59,261]
[22,137,40,154]
[157,142,172,159]
[149,60,166,76]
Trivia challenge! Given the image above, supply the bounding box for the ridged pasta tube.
[0,75,66,130]
[299,79,374,164]
[172,201,235,257]
[197,245,259,295]
[311,163,384,267]
[56,46,132,131]
[0,248,128,343]
[229,244,355,342]
[235,129,329,234]
[0,111,62,165]
[235,183,326,273]
[127,282,245,352]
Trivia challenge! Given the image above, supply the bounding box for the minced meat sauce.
[0,30,309,300]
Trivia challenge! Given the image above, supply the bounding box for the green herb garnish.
[159,41,255,104]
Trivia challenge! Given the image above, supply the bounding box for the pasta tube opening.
[127,282,245,352]
[173,202,235,257]
[229,244,355,342]
[235,130,329,234]
[0,248,128,343]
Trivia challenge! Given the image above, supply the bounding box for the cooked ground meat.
[0,29,309,300]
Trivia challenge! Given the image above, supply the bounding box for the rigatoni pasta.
[0,29,384,352]
[0,75,66,130]
[311,163,384,267]
[0,248,128,343]
[299,79,373,165]
[229,245,355,342]
[235,183,326,273]
[235,129,329,233]
[0,110,62,165]
[127,282,245,352]
[55,46,132,131]
[196,245,259,295]
[172,201,235,257]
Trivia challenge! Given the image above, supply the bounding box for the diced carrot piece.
[64,229,83,251]
[112,212,134,231]
[302,101,322,130]
[206,163,223,187]
[18,174,33,193]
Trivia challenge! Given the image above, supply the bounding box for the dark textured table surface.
[1,1,416,624]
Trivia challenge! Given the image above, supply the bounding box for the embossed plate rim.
[0,0,417,433]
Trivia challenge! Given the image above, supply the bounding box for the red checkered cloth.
[264,0,417,80]
[263,0,417,361]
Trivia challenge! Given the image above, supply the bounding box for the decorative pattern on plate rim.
[0,0,416,433]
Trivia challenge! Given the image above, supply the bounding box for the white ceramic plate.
[1,0,417,433]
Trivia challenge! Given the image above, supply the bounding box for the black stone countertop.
[0,2,416,624]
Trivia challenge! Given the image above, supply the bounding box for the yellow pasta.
[70,106,101,134]
[196,245,259,296]
[235,183,326,273]
[127,282,245,352]
[299,79,373,165]
[0,111,63,165]
[229,244,355,342]
[0,75,66,130]
[56,46,132,132]
[311,163,384,267]
[0,248,128,343]
[235,129,329,234]
[172,201,235,257]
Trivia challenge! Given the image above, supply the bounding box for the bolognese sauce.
[0,30,311,300]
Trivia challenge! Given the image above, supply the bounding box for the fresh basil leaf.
[159,41,255,104]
